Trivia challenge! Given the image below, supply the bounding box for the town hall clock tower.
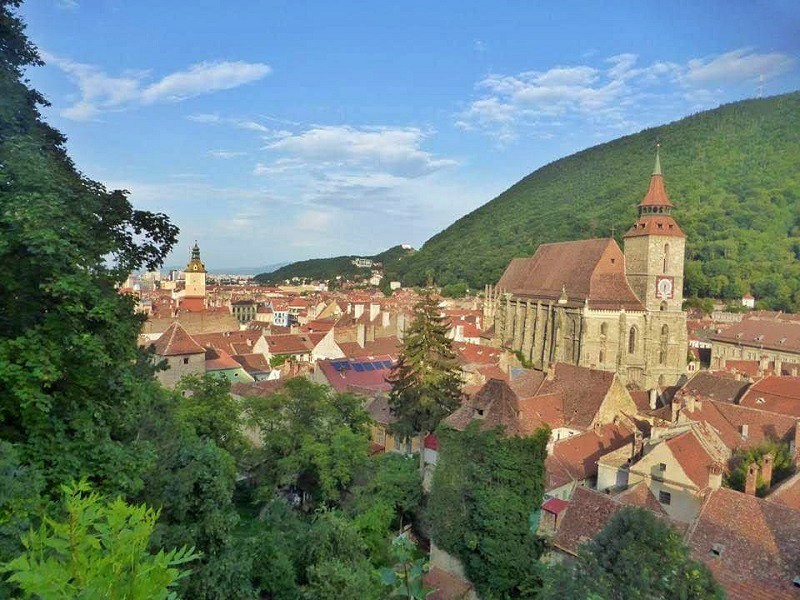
[182,241,206,312]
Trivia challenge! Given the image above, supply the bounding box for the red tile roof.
[454,343,501,366]
[624,215,685,238]
[664,430,715,489]
[205,347,244,371]
[551,487,623,555]
[766,472,800,511]
[739,376,800,417]
[687,488,800,600]
[713,313,800,353]
[316,356,395,395]
[679,371,750,404]
[497,239,644,310]
[424,567,473,600]
[550,422,635,482]
[232,353,272,374]
[338,336,401,359]
[265,334,313,355]
[542,497,569,515]
[153,322,205,356]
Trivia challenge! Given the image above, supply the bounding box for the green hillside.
[254,245,414,284]
[389,92,800,311]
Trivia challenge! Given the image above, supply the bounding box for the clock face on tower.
[656,276,674,300]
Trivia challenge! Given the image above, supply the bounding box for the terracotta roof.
[496,239,644,310]
[686,488,800,600]
[712,314,800,353]
[193,330,264,356]
[337,336,401,359]
[767,471,800,511]
[230,378,288,398]
[639,173,673,207]
[153,322,205,356]
[536,363,617,430]
[205,347,245,371]
[454,343,501,366]
[550,422,635,482]
[551,487,623,555]
[615,481,669,516]
[265,334,313,355]
[739,376,800,417]
[624,214,685,238]
[232,353,272,374]
[664,430,715,489]
[542,497,569,515]
[545,454,575,491]
[678,371,750,404]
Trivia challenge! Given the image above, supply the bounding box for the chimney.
[744,462,759,496]
[791,364,799,377]
[356,323,366,349]
[369,302,380,322]
[382,311,390,329]
[708,463,723,490]
[649,388,658,410]
[347,303,352,315]
[740,424,749,439]
[671,397,681,422]
[761,453,774,490]
[685,394,696,413]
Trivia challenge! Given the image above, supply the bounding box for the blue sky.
[20,1,800,270]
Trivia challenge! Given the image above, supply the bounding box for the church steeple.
[637,144,674,216]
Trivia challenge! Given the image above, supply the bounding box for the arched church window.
[663,243,670,273]
[628,326,637,354]
[600,322,608,337]
[599,349,605,363]
[660,301,667,311]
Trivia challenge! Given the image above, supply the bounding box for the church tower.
[624,147,688,388]
[623,147,685,312]
[182,241,206,312]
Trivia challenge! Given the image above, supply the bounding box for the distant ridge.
[387,92,800,311]
[254,245,414,284]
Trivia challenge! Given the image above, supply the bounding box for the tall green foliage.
[2,481,198,600]
[428,423,549,599]
[387,291,463,452]
[540,507,723,600]
[389,92,800,310]
[0,0,178,495]
[725,440,794,496]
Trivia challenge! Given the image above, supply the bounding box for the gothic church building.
[484,152,688,390]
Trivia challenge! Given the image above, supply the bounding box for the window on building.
[600,322,608,337]
[628,327,637,354]
[659,463,667,472]
[599,349,605,364]
[660,325,669,365]
[710,544,724,557]
[183,357,189,365]
[658,490,671,505]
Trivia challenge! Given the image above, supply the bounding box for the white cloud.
[266,126,457,178]
[141,61,270,103]
[44,54,271,120]
[682,49,794,86]
[208,150,246,159]
[458,48,796,142]
[55,0,79,9]
[187,113,221,123]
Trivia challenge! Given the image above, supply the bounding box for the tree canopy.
[541,506,723,600]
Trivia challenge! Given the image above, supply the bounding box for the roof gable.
[153,322,205,356]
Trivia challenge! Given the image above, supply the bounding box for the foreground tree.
[387,290,462,469]
[0,0,178,495]
[428,423,549,598]
[2,481,198,600]
[541,507,723,600]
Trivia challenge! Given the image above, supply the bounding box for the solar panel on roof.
[372,361,385,369]
[353,363,365,372]
[382,361,394,369]
[362,363,375,371]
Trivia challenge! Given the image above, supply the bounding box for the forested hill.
[254,245,414,284]
[389,92,800,311]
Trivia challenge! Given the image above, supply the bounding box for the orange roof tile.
[153,322,205,356]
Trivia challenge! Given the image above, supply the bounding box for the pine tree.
[387,290,462,469]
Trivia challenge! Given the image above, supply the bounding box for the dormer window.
[711,544,724,557]
[659,463,667,472]
[476,409,484,416]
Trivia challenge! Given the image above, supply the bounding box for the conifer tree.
[387,290,462,469]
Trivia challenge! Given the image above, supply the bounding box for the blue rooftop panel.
[362,363,375,371]
[353,363,365,372]
[382,361,394,369]
[372,361,385,369]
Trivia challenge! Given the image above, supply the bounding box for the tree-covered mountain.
[254,245,415,284]
[388,92,800,311]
